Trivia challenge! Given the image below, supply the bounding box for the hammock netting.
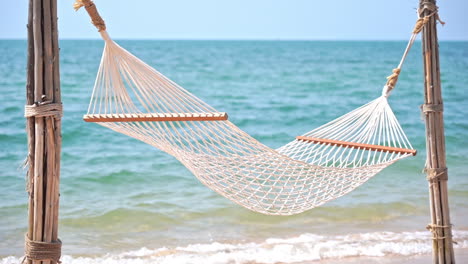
[77,0,418,215]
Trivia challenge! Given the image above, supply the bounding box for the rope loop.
[23,234,62,263]
[414,2,445,34]
[25,102,63,118]
[413,11,445,34]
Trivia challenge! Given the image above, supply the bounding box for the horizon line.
[1,37,467,42]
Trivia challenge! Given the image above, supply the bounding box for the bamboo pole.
[32,3,45,264]
[42,1,55,264]
[419,0,455,263]
[26,1,35,263]
[25,0,62,263]
[51,0,62,244]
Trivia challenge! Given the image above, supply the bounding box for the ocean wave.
[2,230,467,264]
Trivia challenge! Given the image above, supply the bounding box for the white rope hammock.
[75,0,422,215]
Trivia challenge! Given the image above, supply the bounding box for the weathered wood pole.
[419,0,455,263]
[25,0,62,263]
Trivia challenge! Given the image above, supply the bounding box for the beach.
[1,39,467,263]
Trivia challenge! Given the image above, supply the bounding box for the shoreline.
[2,231,468,264]
[2,249,468,264]
[314,249,468,264]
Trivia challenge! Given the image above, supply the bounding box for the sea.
[0,39,467,263]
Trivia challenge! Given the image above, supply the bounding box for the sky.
[1,0,467,40]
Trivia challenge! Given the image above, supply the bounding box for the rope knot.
[414,7,446,34]
[424,167,448,182]
[413,17,428,34]
[23,234,62,263]
[385,68,401,90]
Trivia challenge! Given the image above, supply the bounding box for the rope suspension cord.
[383,10,444,97]
[303,10,444,162]
[75,1,420,215]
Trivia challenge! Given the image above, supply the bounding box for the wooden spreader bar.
[296,136,417,156]
[83,112,228,122]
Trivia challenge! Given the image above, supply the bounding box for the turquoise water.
[1,40,467,262]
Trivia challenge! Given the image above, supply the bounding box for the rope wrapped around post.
[23,101,63,179]
[426,224,454,241]
[425,167,448,182]
[24,102,63,118]
[413,11,445,34]
[74,0,106,31]
[421,103,444,113]
[23,234,62,263]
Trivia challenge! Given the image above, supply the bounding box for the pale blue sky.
[1,0,467,40]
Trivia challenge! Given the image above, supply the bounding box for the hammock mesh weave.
[81,30,415,215]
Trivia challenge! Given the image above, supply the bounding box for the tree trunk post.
[25,0,62,263]
[419,0,455,263]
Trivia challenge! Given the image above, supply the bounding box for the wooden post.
[419,0,455,263]
[25,0,62,263]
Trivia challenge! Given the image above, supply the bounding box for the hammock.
[75,0,423,215]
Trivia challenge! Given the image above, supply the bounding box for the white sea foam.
[2,230,468,264]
